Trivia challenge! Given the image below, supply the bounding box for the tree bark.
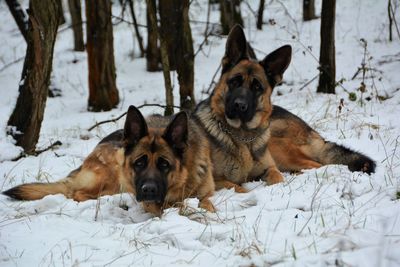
[256,0,265,30]
[68,0,84,51]
[85,0,119,111]
[177,0,195,111]
[127,0,145,57]
[146,0,160,71]
[146,0,174,115]
[317,0,336,94]
[159,1,177,70]
[303,0,316,21]
[57,0,66,25]
[7,0,60,154]
[159,0,195,111]
[220,0,243,35]
[5,0,29,42]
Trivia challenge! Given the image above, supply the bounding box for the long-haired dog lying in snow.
[3,106,216,216]
[192,25,376,193]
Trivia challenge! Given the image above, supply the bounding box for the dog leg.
[265,167,284,185]
[142,202,162,216]
[73,190,97,201]
[215,179,248,193]
[199,193,216,212]
[264,149,284,185]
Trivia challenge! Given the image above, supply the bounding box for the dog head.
[211,25,292,130]
[123,106,188,204]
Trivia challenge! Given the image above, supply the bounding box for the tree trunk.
[57,0,66,25]
[159,0,195,111]
[256,0,265,30]
[220,0,243,35]
[146,0,174,115]
[68,0,84,51]
[127,0,145,57]
[177,0,195,111]
[317,0,336,94]
[146,0,160,71]
[5,0,29,42]
[303,0,316,21]
[85,0,119,111]
[7,0,60,154]
[159,1,177,70]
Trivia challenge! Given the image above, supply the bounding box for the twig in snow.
[11,140,62,162]
[87,103,180,132]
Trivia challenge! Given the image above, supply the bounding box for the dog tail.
[2,181,70,201]
[314,138,376,174]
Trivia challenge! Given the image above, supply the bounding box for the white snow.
[1,0,400,266]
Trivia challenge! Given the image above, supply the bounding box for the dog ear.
[222,24,249,74]
[163,112,188,157]
[260,45,292,87]
[124,106,148,147]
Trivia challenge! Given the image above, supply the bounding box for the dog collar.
[218,121,268,144]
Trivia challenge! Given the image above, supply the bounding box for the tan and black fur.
[193,25,375,192]
[3,106,215,215]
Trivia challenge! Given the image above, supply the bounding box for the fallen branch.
[11,140,62,161]
[87,103,180,132]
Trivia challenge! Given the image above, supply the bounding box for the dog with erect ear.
[193,24,375,192]
[3,106,216,216]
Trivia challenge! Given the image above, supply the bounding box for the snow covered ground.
[1,0,400,266]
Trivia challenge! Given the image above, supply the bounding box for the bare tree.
[146,0,160,71]
[220,0,243,34]
[7,0,60,154]
[146,0,174,115]
[85,0,119,111]
[68,0,84,51]
[5,0,29,42]
[57,0,66,25]
[256,0,265,30]
[127,0,145,57]
[159,0,195,111]
[317,0,336,94]
[303,0,317,21]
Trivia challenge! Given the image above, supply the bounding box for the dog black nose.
[234,98,248,112]
[141,181,158,200]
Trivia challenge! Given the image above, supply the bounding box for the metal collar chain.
[218,121,264,144]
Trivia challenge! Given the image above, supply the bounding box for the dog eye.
[157,157,170,172]
[228,75,243,88]
[252,79,263,93]
[133,155,147,171]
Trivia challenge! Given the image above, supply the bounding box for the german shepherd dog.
[193,25,375,192]
[3,106,215,215]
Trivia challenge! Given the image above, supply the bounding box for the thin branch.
[194,30,214,57]
[87,103,180,132]
[127,0,145,57]
[111,14,147,27]
[205,64,222,94]
[390,2,400,40]
[0,56,25,73]
[11,141,62,161]
[203,0,211,44]
[242,1,258,18]
[389,0,393,41]
[298,73,319,91]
